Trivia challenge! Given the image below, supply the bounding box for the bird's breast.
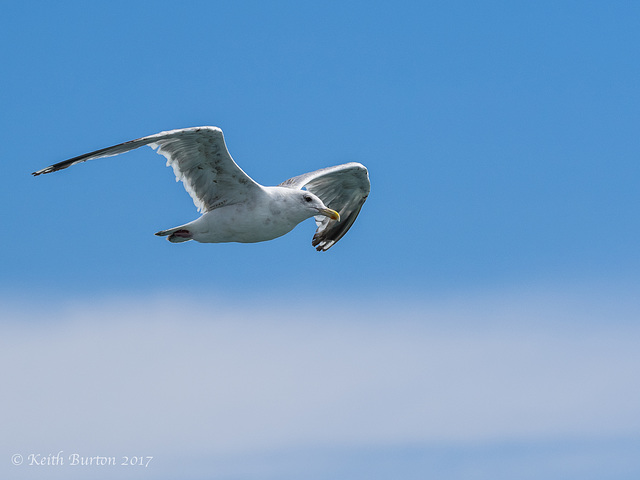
[195,202,303,243]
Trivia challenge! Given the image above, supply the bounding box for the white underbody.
[170,187,316,243]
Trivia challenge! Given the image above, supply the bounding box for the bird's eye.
[304,195,313,202]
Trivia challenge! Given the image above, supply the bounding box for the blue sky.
[2,2,640,479]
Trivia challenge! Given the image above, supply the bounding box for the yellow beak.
[319,208,340,221]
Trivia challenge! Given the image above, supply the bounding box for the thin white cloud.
[1,286,639,479]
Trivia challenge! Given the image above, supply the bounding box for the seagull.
[33,126,370,251]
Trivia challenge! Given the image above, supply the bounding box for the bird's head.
[299,191,340,221]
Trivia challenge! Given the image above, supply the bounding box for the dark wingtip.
[32,167,52,176]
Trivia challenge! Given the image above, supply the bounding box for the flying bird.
[32,126,370,251]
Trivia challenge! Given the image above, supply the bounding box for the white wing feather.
[32,126,263,213]
[279,162,370,251]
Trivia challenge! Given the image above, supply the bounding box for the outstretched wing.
[280,162,370,251]
[32,126,263,213]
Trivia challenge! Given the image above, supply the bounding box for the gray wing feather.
[280,162,370,251]
[32,126,262,213]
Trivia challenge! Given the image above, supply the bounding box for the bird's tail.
[155,227,193,243]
